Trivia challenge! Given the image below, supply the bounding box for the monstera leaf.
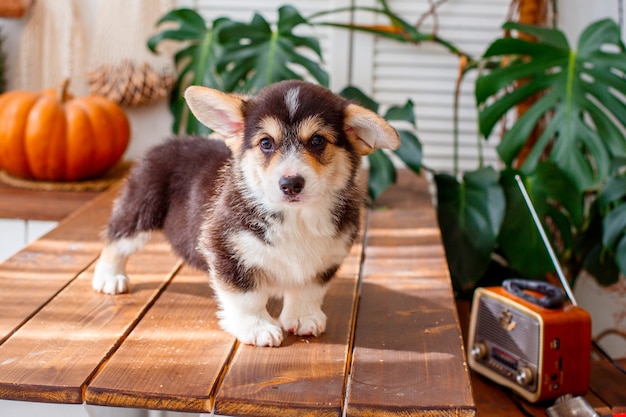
[434,167,505,292]
[497,165,582,279]
[597,173,626,278]
[477,19,626,193]
[149,6,330,134]
[217,6,329,93]
[148,9,229,135]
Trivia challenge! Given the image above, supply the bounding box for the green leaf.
[218,5,328,93]
[501,21,570,50]
[384,99,420,173]
[147,9,208,52]
[384,99,416,127]
[596,170,626,277]
[598,175,626,211]
[578,18,626,54]
[497,164,581,279]
[497,170,555,278]
[148,10,229,134]
[339,86,379,112]
[582,244,621,286]
[477,18,626,192]
[495,90,558,164]
[602,203,626,250]
[393,130,422,173]
[278,4,307,33]
[367,150,396,200]
[435,167,506,291]
[528,162,583,227]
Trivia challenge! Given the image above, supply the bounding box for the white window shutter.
[352,0,510,173]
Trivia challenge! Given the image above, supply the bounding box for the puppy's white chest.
[231,212,351,286]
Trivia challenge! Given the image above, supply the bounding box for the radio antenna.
[514,175,578,306]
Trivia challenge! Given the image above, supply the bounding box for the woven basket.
[0,162,131,192]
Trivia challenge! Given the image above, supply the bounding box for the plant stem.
[307,5,476,64]
[58,79,71,103]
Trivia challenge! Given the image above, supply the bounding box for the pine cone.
[88,60,175,107]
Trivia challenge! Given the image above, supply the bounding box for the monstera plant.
[438,18,626,293]
[148,6,328,136]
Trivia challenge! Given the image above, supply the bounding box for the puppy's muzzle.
[279,175,305,196]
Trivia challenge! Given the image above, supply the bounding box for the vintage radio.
[467,279,591,402]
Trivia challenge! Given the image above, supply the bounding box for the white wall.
[559,0,625,41]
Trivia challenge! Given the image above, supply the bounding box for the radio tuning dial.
[471,342,488,360]
[516,367,534,386]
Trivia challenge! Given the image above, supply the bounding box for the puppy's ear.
[184,86,246,146]
[344,104,401,155]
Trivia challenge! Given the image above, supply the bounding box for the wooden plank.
[346,173,475,417]
[0,184,121,344]
[469,371,535,416]
[0,234,181,404]
[214,235,364,417]
[85,265,236,413]
[589,356,626,409]
[0,181,101,221]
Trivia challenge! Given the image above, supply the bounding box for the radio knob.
[471,342,488,360]
[516,367,534,386]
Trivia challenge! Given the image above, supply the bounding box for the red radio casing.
[467,286,591,402]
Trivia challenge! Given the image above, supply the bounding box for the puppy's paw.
[93,252,130,294]
[280,310,327,337]
[220,315,284,347]
[92,271,129,295]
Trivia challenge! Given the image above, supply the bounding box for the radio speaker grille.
[476,297,540,363]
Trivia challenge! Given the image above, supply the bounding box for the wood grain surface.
[0,231,180,403]
[0,181,101,221]
[0,184,121,344]
[346,180,475,417]
[86,264,235,412]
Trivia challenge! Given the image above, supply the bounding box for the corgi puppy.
[92,80,400,347]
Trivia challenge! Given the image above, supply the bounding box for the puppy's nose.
[279,175,305,196]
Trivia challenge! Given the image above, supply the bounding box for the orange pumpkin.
[0,80,130,181]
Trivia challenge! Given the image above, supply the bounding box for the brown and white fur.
[92,80,400,347]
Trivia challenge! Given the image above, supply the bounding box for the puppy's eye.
[310,135,326,149]
[259,137,274,151]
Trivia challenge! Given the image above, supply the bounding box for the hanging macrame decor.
[17,0,88,94]
[87,0,176,107]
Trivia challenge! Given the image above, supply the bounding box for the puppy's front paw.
[92,269,129,294]
[280,310,327,337]
[220,315,284,347]
[93,253,130,295]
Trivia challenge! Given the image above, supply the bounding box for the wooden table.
[0,181,101,221]
[0,171,475,416]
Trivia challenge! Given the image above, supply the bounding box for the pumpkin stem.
[58,79,71,102]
